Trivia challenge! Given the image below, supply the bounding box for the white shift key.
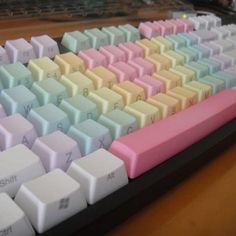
[67,149,128,204]
[15,169,87,234]
[0,193,35,236]
[0,144,45,197]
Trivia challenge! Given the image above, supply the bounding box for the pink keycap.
[200,42,220,56]
[79,48,107,69]
[176,19,194,32]
[153,21,174,36]
[99,45,126,64]
[0,113,37,151]
[190,30,218,43]
[31,131,81,172]
[133,75,164,97]
[109,89,236,178]
[166,19,185,34]
[108,61,138,82]
[118,42,144,60]
[138,22,161,39]
[211,54,232,70]
[128,57,155,77]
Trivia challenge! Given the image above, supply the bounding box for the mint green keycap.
[189,45,209,59]
[178,33,198,46]
[165,35,186,49]
[31,78,68,106]
[61,31,91,53]
[176,47,198,63]
[27,103,70,136]
[213,71,236,88]
[84,28,109,49]
[185,62,209,79]
[0,85,39,117]
[67,119,112,156]
[102,26,126,45]
[118,24,140,42]
[98,109,138,139]
[199,76,225,94]
[59,95,98,124]
[198,58,221,74]
[0,62,33,88]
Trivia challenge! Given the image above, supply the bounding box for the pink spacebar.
[109,89,236,179]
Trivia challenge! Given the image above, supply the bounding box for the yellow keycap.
[167,86,198,110]
[124,100,160,128]
[146,93,181,118]
[88,87,124,114]
[28,57,61,81]
[146,53,171,71]
[183,81,212,102]
[135,39,160,56]
[162,50,185,67]
[112,81,145,105]
[170,65,195,84]
[60,71,94,97]
[151,36,173,53]
[54,52,86,74]
[153,70,181,91]
[85,66,117,89]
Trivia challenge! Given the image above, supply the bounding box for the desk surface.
[1,17,236,236]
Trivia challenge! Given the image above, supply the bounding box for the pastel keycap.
[153,21,173,36]
[210,54,232,70]
[178,33,198,46]
[0,144,45,197]
[162,50,185,67]
[60,71,94,97]
[213,71,236,88]
[118,24,140,41]
[79,48,107,69]
[0,46,10,65]
[190,30,217,43]
[100,45,126,64]
[0,114,37,150]
[54,52,86,74]
[5,38,36,64]
[30,35,59,58]
[124,100,160,128]
[31,131,81,172]
[176,19,194,32]
[112,81,145,105]
[31,78,68,106]
[151,36,173,53]
[98,109,137,139]
[0,62,33,89]
[84,28,109,49]
[61,31,91,53]
[211,27,229,39]
[109,89,236,178]
[60,95,98,124]
[138,22,161,38]
[223,50,236,65]
[166,19,185,34]
[67,149,128,204]
[198,58,221,74]
[189,44,210,59]
[165,35,186,49]
[67,119,112,156]
[85,66,117,89]
[210,39,234,53]
[0,85,39,117]
[185,61,209,79]
[135,39,159,56]
[199,75,225,94]
[88,87,124,114]
[170,65,195,84]
[27,103,70,136]
[28,57,61,81]
[0,104,6,118]
[102,26,126,45]
[188,17,208,30]
[176,47,198,63]
[118,42,144,60]
[200,42,220,56]
[146,53,171,71]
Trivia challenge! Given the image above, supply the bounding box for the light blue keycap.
[98,109,138,139]
[165,35,186,49]
[84,28,109,49]
[61,31,91,53]
[118,24,140,42]
[199,76,225,94]
[178,33,198,46]
[102,26,126,45]
[31,78,68,106]
[27,103,70,136]
[198,58,221,74]
[0,85,39,117]
[0,62,33,89]
[59,95,98,124]
[213,71,236,88]
[67,119,112,156]
[176,47,198,63]
[189,45,210,59]
[185,62,209,79]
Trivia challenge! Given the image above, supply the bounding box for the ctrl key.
[0,193,35,236]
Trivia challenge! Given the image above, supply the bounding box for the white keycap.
[67,149,128,204]
[210,39,235,53]
[0,144,45,197]
[0,193,35,236]
[223,24,236,36]
[188,17,207,30]
[223,50,236,65]
[211,27,229,39]
[15,169,87,234]
[0,46,10,65]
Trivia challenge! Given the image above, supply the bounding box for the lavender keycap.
[0,46,10,65]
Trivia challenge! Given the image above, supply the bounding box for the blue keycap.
[102,26,126,45]
[118,24,140,42]
[165,35,186,49]
[198,58,221,74]
[199,76,225,94]
[213,71,236,88]
[178,33,198,46]
[185,62,209,79]
[176,47,198,63]
[189,45,210,59]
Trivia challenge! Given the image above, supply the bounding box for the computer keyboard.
[0,14,236,236]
